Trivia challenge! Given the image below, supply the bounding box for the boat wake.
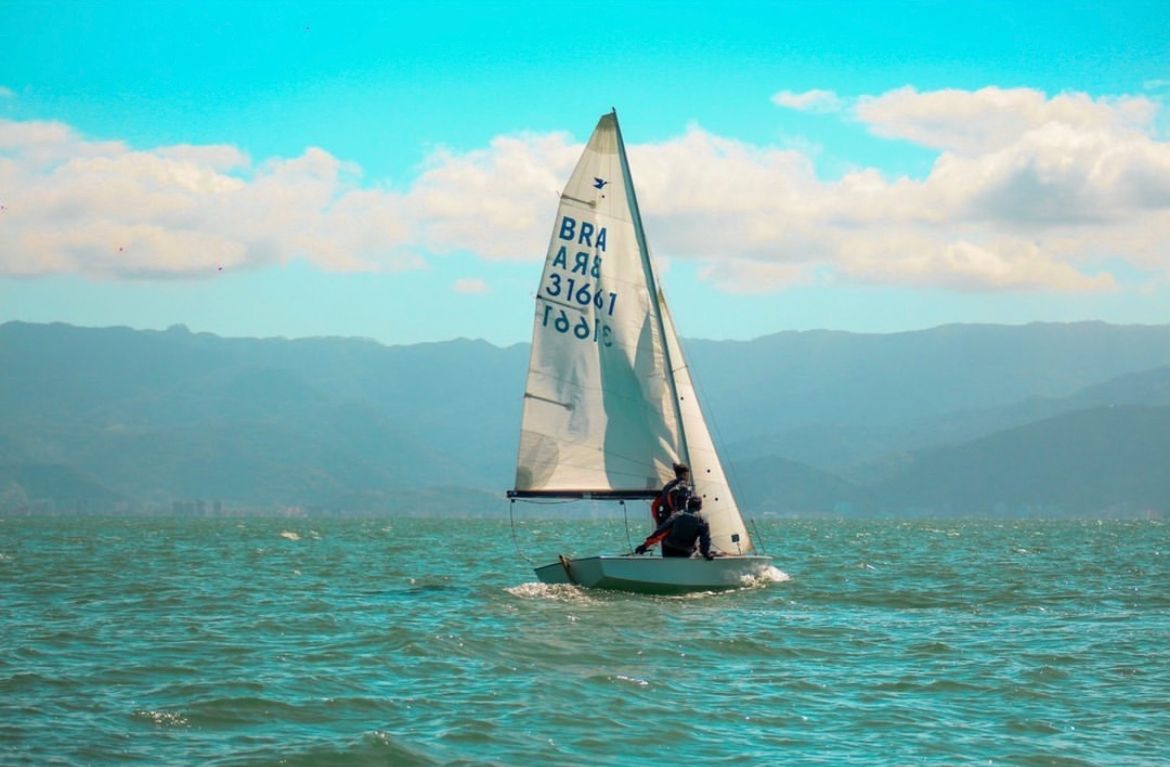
[506,582,593,602]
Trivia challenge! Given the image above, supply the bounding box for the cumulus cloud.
[771,89,844,113]
[410,132,579,261]
[684,87,1165,293]
[431,88,1165,294]
[0,119,418,277]
[3,86,1169,295]
[855,86,1157,154]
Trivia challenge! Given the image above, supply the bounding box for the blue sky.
[2,1,1168,345]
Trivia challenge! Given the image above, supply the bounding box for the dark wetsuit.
[643,510,712,559]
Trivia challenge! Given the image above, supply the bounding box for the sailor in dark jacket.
[650,462,692,526]
[635,495,714,560]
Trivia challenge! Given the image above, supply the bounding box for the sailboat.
[507,110,774,594]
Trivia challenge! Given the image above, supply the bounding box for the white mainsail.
[514,112,683,496]
[512,111,753,554]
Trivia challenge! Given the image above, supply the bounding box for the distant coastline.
[2,320,1168,519]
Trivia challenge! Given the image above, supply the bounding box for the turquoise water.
[2,515,1168,766]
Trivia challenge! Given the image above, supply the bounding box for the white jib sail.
[514,113,684,495]
[658,295,754,554]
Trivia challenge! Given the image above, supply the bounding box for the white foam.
[763,566,791,582]
[740,566,790,588]
[505,582,592,602]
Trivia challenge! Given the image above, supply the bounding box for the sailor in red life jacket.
[650,462,691,526]
[635,495,714,560]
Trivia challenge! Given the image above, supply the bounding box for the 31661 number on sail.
[544,274,618,316]
[540,305,614,347]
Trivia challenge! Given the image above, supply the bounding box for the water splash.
[505,582,593,602]
[739,565,790,588]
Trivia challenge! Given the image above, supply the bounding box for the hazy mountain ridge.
[876,405,1170,516]
[694,324,1170,479]
[2,320,1168,517]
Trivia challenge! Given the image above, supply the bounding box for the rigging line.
[748,516,769,557]
[669,307,763,542]
[621,499,634,553]
[507,498,536,565]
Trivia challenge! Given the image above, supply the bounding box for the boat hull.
[534,554,773,594]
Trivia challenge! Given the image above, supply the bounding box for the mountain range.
[1,320,1168,517]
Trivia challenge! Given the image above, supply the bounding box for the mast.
[612,110,691,467]
[612,111,752,553]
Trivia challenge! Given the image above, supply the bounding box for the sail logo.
[557,215,607,252]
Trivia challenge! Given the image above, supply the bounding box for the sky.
[2,0,1169,346]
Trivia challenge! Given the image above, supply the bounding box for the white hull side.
[534,555,772,594]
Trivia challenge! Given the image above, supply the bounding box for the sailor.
[650,462,692,526]
[635,495,714,560]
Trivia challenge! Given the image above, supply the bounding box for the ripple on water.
[4,517,1169,767]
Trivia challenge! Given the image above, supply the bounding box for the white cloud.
[3,86,1169,296]
[697,259,813,294]
[408,132,579,261]
[0,119,418,277]
[452,277,489,294]
[855,86,1157,154]
[772,89,843,113]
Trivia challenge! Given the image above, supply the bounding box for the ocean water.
[1,514,1167,766]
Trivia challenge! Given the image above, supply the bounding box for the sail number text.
[541,305,614,346]
[538,214,621,347]
[544,273,618,316]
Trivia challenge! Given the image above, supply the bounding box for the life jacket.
[651,477,690,525]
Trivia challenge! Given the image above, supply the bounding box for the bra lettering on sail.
[557,215,608,251]
[550,247,604,279]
